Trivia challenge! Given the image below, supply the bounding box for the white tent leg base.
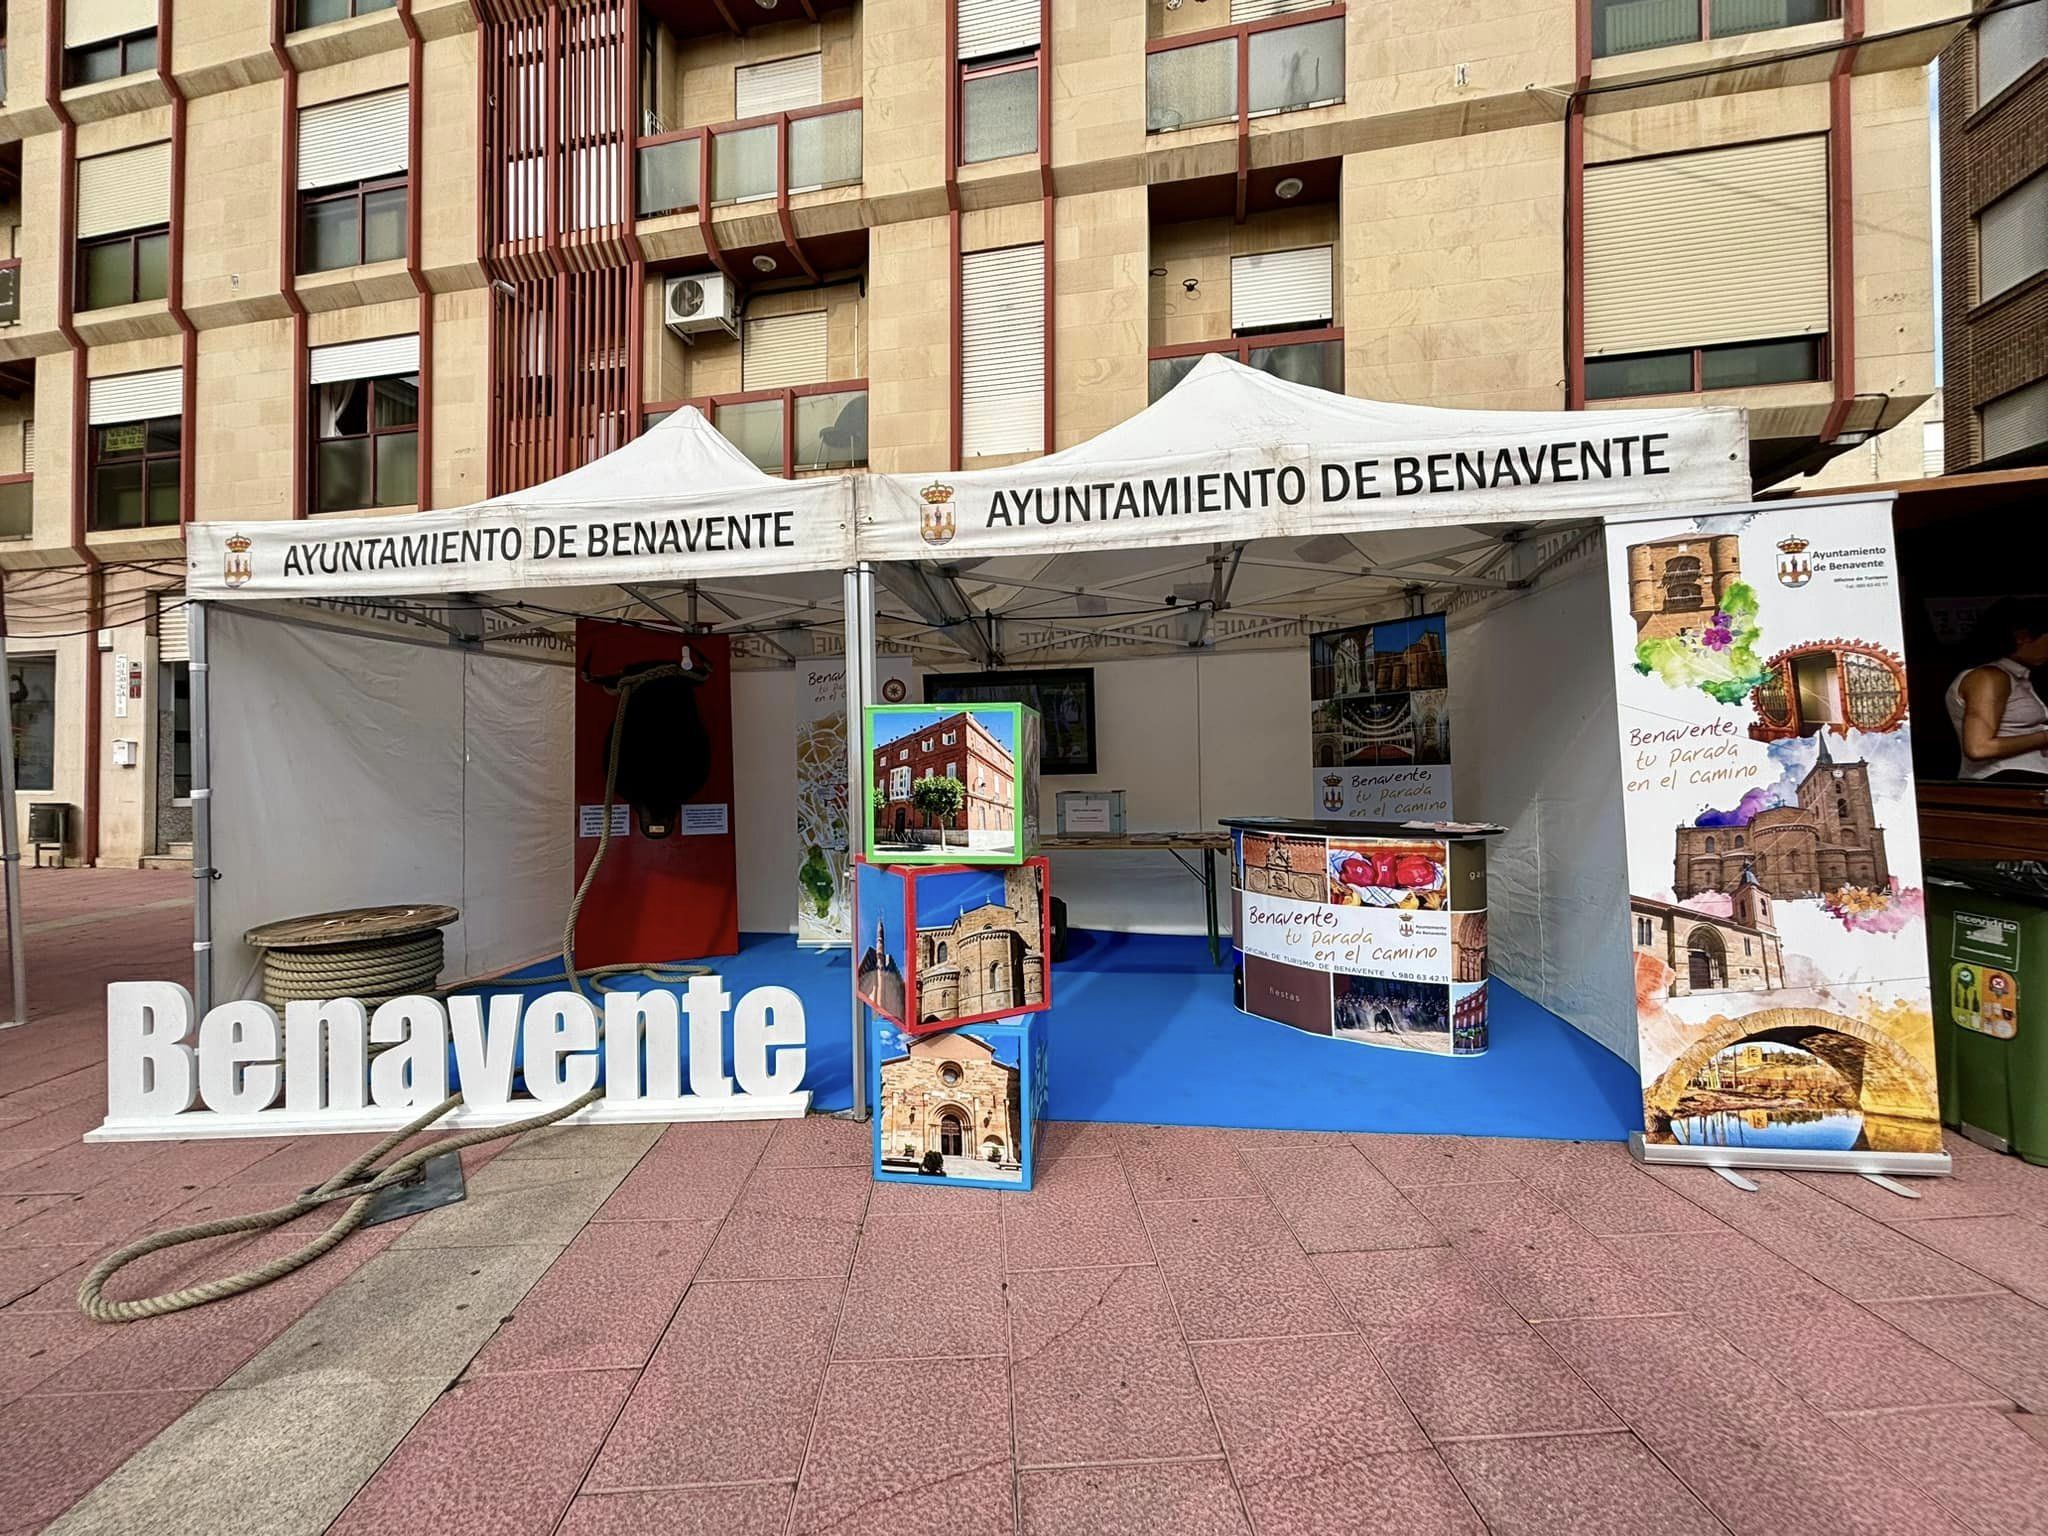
[87,1092,813,1144]
[1630,1131,1952,1179]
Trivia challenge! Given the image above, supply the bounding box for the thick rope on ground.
[78,663,693,1324]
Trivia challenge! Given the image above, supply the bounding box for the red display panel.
[572,620,738,968]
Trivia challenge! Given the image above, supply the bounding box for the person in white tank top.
[1947,597,2048,782]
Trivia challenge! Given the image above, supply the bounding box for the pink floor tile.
[1020,1460,1249,1536]
[787,1358,1013,1536]
[1353,1134,1533,1188]
[1836,1405,2048,1536]
[1439,1431,1725,1536]
[760,1114,873,1168]
[834,1207,1007,1361]
[1120,1125,1263,1202]
[0,1388,202,1529]
[1140,1197,1349,1342]
[330,1369,635,1536]
[1194,1333,1426,1476]
[0,1140,159,1196]
[2016,1409,2048,1451]
[1403,1183,1668,1323]
[1872,1293,2048,1413]
[555,1485,793,1536]
[1490,1140,1727,1237]
[1401,1180,1570,1241]
[0,1180,206,1251]
[1242,1144,1442,1254]
[1788,1159,2022,1225]
[1369,1324,1618,1439]
[467,1218,720,1375]
[1891,1215,2048,1306]
[0,1242,97,1308]
[1008,1265,1218,1466]
[0,1194,68,1238]
[585,1275,841,1490]
[0,1307,105,1405]
[593,1140,758,1223]
[1001,1154,1153,1270]
[1314,1247,1527,1336]
[228,1134,404,1189]
[1542,1312,1970,1535]
[695,1163,870,1281]
[1235,1447,1484,1536]
[1033,1120,1123,1165]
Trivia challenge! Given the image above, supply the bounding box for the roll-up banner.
[1605,495,1946,1173]
[796,654,912,946]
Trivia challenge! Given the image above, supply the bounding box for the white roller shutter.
[1979,170,2047,302]
[734,54,823,118]
[742,312,829,391]
[1584,135,1830,356]
[958,0,1040,59]
[961,245,1044,459]
[157,591,189,664]
[1231,0,1330,20]
[20,421,32,476]
[298,89,411,190]
[309,334,422,385]
[66,0,156,48]
[88,368,183,426]
[76,143,172,239]
[1981,378,2048,464]
[1231,246,1333,333]
[1979,0,2048,107]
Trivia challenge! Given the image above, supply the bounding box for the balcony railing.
[0,259,17,326]
[646,382,868,476]
[637,101,863,220]
[1148,331,1343,403]
[1146,9,1345,135]
[1592,0,1835,57]
[0,475,32,540]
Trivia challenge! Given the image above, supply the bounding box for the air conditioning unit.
[663,273,739,340]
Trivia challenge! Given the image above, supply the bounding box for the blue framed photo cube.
[871,1013,1046,1192]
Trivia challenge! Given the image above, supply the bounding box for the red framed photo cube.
[854,856,1052,1035]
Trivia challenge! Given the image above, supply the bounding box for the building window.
[65,29,156,87]
[943,730,957,744]
[292,0,397,26]
[77,227,168,311]
[961,53,1038,164]
[961,244,1046,458]
[299,177,407,274]
[889,765,911,798]
[1980,377,2048,465]
[7,654,55,793]
[1584,335,1826,401]
[1978,169,2048,304]
[1976,0,2048,107]
[1592,0,1834,59]
[312,373,419,513]
[90,416,181,530]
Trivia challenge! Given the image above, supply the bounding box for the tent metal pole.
[0,625,27,1030]
[842,563,878,1121]
[189,601,214,1016]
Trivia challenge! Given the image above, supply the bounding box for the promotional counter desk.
[1224,817,1499,1056]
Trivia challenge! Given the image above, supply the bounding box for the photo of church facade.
[877,1030,1024,1183]
[855,859,1052,1033]
[1631,864,1786,996]
[1672,734,1891,901]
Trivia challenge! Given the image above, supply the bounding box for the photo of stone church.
[877,1029,1024,1182]
[1671,734,1890,901]
[912,864,1048,1027]
[1632,864,1786,996]
[1627,535,1743,639]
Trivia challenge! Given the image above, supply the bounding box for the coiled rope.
[258,932,449,1008]
[79,661,696,1323]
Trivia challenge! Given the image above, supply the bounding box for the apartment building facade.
[1938,0,2048,471]
[0,0,1961,867]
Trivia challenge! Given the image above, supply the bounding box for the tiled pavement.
[5,871,2048,1532]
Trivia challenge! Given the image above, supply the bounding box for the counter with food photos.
[1221,817,1503,1057]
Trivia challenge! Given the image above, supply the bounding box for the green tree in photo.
[911,774,967,848]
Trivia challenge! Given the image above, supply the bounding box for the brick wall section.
[1940,36,2048,469]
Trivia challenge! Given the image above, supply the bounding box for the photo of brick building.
[1627,536,1744,639]
[870,708,1016,851]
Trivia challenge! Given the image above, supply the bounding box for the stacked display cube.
[861,701,1051,1190]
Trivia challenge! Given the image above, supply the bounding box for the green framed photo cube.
[864,702,1041,866]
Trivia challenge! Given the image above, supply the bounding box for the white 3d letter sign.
[94,978,811,1143]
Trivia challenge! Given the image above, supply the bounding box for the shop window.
[312,374,419,513]
[7,653,55,792]
[293,0,397,26]
[89,416,181,530]
[961,53,1038,164]
[65,29,156,87]
[299,178,407,274]
[77,227,169,311]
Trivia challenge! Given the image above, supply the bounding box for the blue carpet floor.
[465,929,1642,1141]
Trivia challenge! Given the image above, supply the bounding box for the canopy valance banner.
[865,355,1749,563]
[186,408,854,602]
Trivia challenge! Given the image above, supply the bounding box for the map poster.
[1310,615,1454,821]
[1605,498,1942,1167]
[797,655,911,946]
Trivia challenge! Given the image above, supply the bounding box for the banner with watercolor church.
[1605,497,1942,1165]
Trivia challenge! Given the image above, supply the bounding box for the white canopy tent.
[182,356,1753,1099]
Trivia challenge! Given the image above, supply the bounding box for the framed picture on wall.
[924,668,1097,775]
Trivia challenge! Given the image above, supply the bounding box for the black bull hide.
[582,651,715,839]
